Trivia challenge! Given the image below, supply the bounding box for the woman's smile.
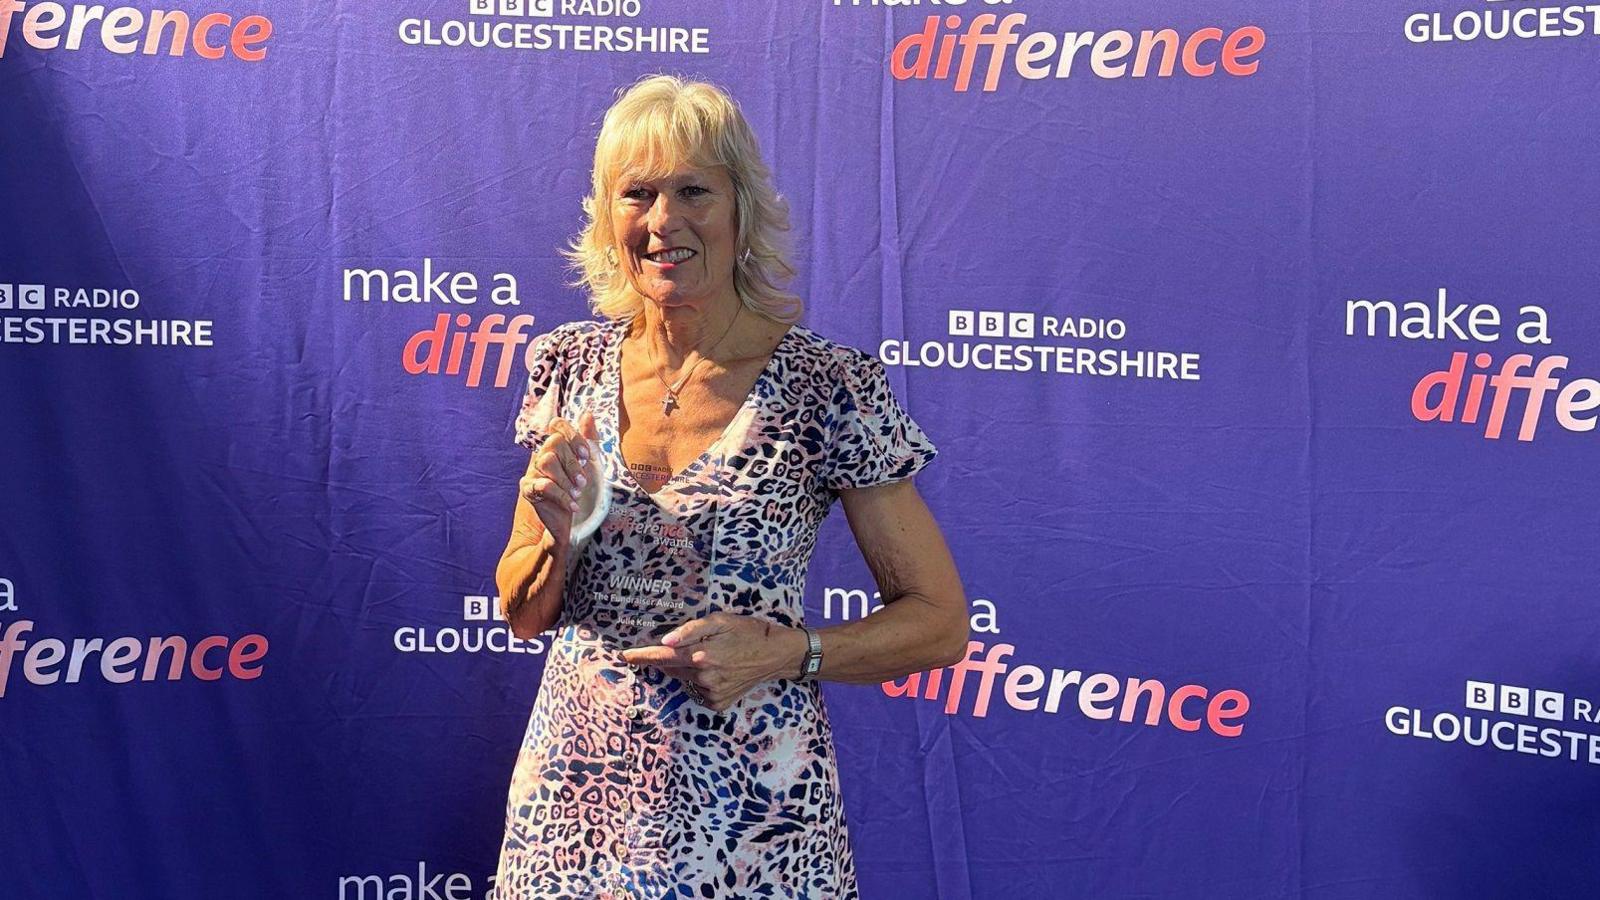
[642,246,697,268]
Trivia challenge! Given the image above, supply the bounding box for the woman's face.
[610,163,740,315]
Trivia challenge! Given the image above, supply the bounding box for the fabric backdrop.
[2,1,1597,897]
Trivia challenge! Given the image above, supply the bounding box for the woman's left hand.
[621,612,801,712]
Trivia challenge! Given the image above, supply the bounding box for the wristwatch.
[796,626,823,681]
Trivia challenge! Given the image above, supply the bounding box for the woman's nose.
[646,193,680,232]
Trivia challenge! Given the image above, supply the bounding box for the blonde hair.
[563,74,803,324]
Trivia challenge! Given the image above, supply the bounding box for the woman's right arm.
[496,409,598,640]
[496,450,571,640]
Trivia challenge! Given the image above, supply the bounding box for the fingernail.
[576,473,587,487]
[569,487,580,499]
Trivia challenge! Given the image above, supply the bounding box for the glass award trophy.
[621,431,737,658]
[568,436,611,546]
[561,435,610,596]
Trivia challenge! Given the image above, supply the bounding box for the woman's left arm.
[622,479,966,706]
[779,478,969,684]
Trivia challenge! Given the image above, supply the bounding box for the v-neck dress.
[493,313,938,900]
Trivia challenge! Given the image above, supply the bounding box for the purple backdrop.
[3,1,1598,897]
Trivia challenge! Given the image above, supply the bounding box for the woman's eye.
[620,185,705,201]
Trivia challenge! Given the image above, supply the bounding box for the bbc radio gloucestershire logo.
[1386,679,1600,765]
[1,278,215,349]
[1406,0,1600,43]
[398,0,709,54]
[875,307,1202,383]
[392,594,551,655]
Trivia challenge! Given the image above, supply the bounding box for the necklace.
[644,304,741,416]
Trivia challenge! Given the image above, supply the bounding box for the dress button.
[625,705,643,721]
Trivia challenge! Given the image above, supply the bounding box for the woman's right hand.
[519,407,601,544]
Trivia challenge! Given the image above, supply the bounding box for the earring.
[605,246,617,267]
[739,248,753,266]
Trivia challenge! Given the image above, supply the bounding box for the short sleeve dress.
[491,314,938,900]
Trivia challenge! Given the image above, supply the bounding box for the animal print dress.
[493,313,938,900]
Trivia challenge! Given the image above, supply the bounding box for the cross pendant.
[661,392,679,415]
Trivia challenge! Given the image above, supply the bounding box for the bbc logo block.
[463,595,493,622]
[947,309,1036,339]
[972,307,998,336]
[1007,311,1035,339]
[1466,680,1565,721]
[469,0,553,16]
[0,283,48,310]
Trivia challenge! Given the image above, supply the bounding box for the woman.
[493,74,967,900]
